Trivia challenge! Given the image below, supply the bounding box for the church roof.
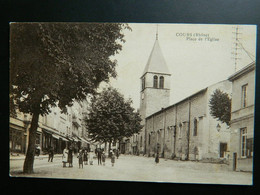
[142,39,170,77]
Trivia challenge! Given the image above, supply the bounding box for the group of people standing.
[62,146,120,168]
[62,146,75,167]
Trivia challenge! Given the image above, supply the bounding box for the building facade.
[228,62,255,172]
[9,100,91,155]
[145,80,232,161]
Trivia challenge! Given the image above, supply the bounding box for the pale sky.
[100,23,257,110]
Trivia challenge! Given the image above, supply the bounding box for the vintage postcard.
[9,23,256,185]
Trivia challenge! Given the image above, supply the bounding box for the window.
[159,76,164,88]
[153,76,158,88]
[148,134,151,145]
[241,84,248,108]
[178,123,182,138]
[193,118,198,136]
[142,77,145,90]
[246,138,253,158]
[241,127,247,157]
[140,136,142,147]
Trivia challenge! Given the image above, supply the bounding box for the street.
[10,154,252,185]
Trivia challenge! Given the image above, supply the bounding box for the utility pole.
[232,26,242,72]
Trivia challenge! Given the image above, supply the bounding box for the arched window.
[153,75,158,88]
[142,77,145,90]
[159,76,164,88]
[193,118,198,136]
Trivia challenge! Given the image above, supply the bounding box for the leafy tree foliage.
[209,89,231,126]
[10,23,129,173]
[85,87,143,146]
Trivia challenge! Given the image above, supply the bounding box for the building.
[9,100,91,155]
[126,34,171,155]
[9,111,29,154]
[228,61,255,172]
[145,80,232,161]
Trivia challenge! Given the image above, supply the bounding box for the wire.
[237,39,255,61]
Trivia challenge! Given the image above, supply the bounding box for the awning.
[66,136,73,141]
[73,137,79,142]
[52,134,60,139]
[80,138,91,144]
[60,137,69,141]
[42,129,53,135]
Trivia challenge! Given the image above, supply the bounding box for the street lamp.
[216,123,221,132]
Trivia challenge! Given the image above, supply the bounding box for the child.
[101,152,106,166]
[77,149,83,168]
[111,152,115,167]
[89,152,94,165]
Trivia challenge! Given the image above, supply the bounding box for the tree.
[85,87,143,150]
[10,23,130,173]
[209,89,231,126]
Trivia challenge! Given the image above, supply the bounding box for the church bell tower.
[138,28,171,154]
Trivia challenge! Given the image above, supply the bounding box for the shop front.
[9,126,26,154]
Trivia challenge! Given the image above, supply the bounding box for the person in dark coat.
[68,146,73,167]
[77,148,83,168]
[83,149,88,165]
[97,148,102,165]
[155,152,159,164]
[111,152,115,167]
[48,146,54,162]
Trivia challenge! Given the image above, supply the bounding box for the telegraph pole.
[232,26,242,72]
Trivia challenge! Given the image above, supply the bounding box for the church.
[122,31,233,162]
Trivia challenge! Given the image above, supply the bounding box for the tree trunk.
[23,111,40,173]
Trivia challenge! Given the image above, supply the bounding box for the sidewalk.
[10,153,63,160]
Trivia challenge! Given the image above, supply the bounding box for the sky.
[100,23,257,110]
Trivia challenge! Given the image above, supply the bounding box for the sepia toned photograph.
[9,23,256,185]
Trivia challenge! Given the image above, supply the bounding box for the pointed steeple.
[142,39,170,76]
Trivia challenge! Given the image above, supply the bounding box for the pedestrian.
[116,149,120,159]
[83,149,88,165]
[155,152,159,164]
[89,151,94,165]
[77,148,83,169]
[111,152,115,167]
[97,148,102,165]
[68,146,73,167]
[101,152,106,166]
[62,147,68,168]
[35,145,41,156]
[48,146,54,162]
[109,149,113,158]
